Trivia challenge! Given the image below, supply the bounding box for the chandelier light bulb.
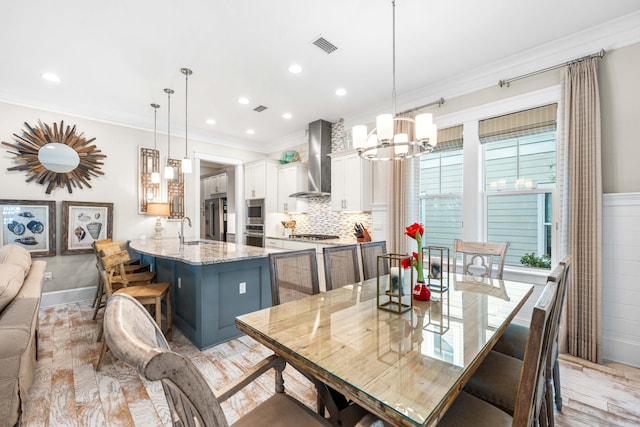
[415,113,433,141]
[376,114,394,142]
[394,133,409,156]
[352,125,368,149]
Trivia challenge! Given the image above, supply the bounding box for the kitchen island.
[130,238,283,349]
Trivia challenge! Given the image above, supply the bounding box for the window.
[481,104,557,268]
[419,125,463,251]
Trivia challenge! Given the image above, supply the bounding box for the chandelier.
[352,0,438,161]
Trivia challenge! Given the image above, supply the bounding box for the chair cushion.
[233,393,332,427]
[463,350,521,415]
[492,323,528,360]
[437,391,512,427]
[0,245,32,278]
[0,264,25,313]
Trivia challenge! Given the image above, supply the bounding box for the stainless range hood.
[290,119,332,198]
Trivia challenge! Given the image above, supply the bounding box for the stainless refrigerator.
[205,197,227,241]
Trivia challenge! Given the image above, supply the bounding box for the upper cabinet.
[278,163,308,213]
[244,160,278,208]
[330,151,372,212]
[202,172,227,199]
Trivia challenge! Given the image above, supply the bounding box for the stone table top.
[129,238,284,266]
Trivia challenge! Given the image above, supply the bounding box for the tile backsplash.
[286,198,372,240]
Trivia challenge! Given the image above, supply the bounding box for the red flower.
[401,257,412,269]
[404,223,424,240]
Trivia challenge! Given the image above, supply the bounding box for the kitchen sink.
[183,240,215,246]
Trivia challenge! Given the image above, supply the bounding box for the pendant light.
[181,68,193,174]
[151,103,161,184]
[352,0,438,161]
[164,88,175,180]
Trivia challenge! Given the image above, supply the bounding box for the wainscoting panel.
[602,192,640,368]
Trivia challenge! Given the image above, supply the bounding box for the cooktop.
[289,234,340,241]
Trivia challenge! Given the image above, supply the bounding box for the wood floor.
[19,300,640,426]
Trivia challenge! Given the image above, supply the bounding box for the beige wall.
[0,101,264,292]
[599,42,640,193]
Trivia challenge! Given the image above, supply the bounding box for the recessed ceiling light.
[238,97,250,105]
[41,72,61,83]
[288,64,302,74]
[282,113,292,119]
[206,119,216,125]
[335,88,347,97]
[246,129,255,135]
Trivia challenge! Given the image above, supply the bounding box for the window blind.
[433,125,463,153]
[479,103,558,143]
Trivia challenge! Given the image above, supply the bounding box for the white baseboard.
[603,337,640,368]
[41,286,96,307]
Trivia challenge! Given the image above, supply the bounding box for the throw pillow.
[0,244,32,277]
[0,263,25,313]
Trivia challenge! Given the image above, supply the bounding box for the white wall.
[0,101,264,292]
[602,193,640,367]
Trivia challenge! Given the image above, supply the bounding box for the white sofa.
[0,245,46,427]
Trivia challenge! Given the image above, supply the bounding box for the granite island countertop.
[130,238,284,266]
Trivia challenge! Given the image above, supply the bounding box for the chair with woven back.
[91,238,150,320]
[360,241,388,280]
[323,245,361,291]
[452,239,509,279]
[437,263,561,426]
[269,249,321,305]
[103,293,331,427]
[269,249,367,426]
[491,256,571,426]
[95,245,172,371]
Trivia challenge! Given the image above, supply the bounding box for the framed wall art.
[0,199,56,257]
[61,201,113,255]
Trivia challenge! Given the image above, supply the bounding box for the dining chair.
[103,293,332,427]
[269,249,320,305]
[269,249,368,426]
[323,245,361,291]
[452,239,509,279]
[95,247,172,371]
[438,268,559,426]
[491,256,571,426]
[360,241,388,280]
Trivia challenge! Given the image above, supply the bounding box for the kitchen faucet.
[179,216,192,247]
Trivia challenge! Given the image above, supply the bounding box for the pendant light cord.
[152,104,159,150]
[164,88,174,157]
[181,68,193,160]
[392,0,397,116]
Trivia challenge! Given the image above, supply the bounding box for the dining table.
[236,274,534,426]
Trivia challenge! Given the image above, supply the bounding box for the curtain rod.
[399,97,445,115]
[498,49,606,88]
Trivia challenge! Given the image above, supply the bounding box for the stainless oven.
[244,224,265,248]
[246,199,264,225]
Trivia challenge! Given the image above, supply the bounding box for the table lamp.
[146,203,171,239]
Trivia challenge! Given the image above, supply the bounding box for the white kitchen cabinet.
[201,172,227,199]
[330,152,372,212]
[212,173,227,194]
[244,160,278,211]
[265,237,284,249]
[277,163,308,213]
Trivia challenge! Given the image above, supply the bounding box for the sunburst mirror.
[2,120,106,194]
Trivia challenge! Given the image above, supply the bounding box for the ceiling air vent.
[312,36,338,54]
[253,105,267,112]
